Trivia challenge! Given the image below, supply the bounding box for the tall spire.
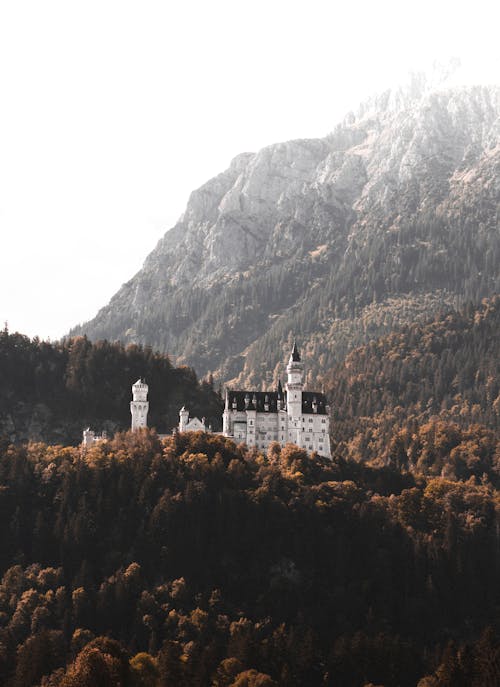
[290,340,301,363]
[285,340,303,420]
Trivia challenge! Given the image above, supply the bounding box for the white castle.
[222,343,331,458]
[82,377,149,448]
[83,343,331,458]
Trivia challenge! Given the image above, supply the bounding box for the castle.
[82,378,150,448]
[222,343,331,458]
[83,343,331,459]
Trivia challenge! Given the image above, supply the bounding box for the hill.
[0,330,222,445]
[327,296,500,483]
[71,76,500,388]
[0,432,498,686]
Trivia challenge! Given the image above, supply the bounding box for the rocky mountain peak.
[71,79,500,388]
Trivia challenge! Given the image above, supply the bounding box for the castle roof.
[290,341,301,362]
[227,390,328,415]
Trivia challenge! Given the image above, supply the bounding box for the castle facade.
[222,343,331,458]
[82,343,331,459]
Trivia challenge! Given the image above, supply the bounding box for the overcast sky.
[1,0,498,340]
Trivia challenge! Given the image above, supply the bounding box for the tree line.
[0,331,222,445]
[0,430,498,686]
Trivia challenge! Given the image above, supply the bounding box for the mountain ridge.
[71,80,500,387]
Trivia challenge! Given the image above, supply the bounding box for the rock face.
[72,77,500,387]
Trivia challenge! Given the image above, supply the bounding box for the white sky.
[0,0,498,340]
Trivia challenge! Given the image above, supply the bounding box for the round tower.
[130,378,149,430]
[179,406,189,432]
[285,341,304,421]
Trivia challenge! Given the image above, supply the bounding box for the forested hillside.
[71,80,500,388]
[0,329,222,445]
[0,431,499,686]
[327,297,500,483]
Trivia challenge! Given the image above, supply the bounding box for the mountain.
[71,75,500,388]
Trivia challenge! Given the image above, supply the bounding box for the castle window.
[322,419,326,423]
[309,428,312,433]
[309,418,313,423]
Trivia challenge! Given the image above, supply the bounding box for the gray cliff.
[71,76,500,387]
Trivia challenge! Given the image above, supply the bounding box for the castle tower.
[130,378,149,430]
[222,389,231,435]
[179,406,189,432]
[286,342,304,411]
[286,341,304,444]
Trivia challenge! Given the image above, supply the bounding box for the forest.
[230,211,500,389]
[0,331,222,445]
[0,430,499,686]
[326,296,500,484]
[1,299,499,685]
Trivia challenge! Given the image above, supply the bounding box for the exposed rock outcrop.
[71,75,500,387]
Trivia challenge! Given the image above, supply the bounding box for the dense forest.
[222,209,500,389]
[0,430,499,686]
[327,296,500,484]
[0,330,222,445]
[1,299,499,684]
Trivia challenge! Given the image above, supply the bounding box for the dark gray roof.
[291,341,301,362]
[301,392,328,414]
[227,390,328,415]
[277,379,283,398]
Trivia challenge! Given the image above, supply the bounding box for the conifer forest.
[0,299,499,686]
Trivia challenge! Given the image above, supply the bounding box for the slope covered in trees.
[327,297,500,483]
[0,330,222,445]
[0,431,499,686]
[71,82,500,388]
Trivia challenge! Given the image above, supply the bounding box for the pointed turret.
[286,341,304,377]
[286,340,304,422]
[290,340,301,363]
[277,379,284,410]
